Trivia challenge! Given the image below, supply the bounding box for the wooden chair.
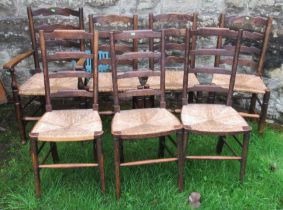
[0,80,7,105]
[179,28,251,190]
[147,13,199,96]
[29,30,104,198]
[78,14,141,114]
[212,14,273,134]
[3,7,84,144]
[109,30,183,199]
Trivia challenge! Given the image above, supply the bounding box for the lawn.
[0,103,283,210]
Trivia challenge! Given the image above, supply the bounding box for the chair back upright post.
[183,28,243,106]
[110,30,166,113]
[27,7,84,73]
[148,13,198,70]
[39,30,99,112]
[215,13,273,77]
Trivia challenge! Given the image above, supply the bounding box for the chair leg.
[216,136,225,154]
[240,132,250,183]
[93,140,97,162]
[183,130,188,154]
[258,90,270,134]
[188,92,194,103]
[13,91,26,144]
[177,130,184,192]
[158,136,165,158]
[50,143,59,163]
[249,93,257,114]
[119,139,124,163]
[96,138,105,193]
[114,137,121,199]
[31,138,41,198]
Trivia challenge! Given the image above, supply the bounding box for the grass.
[0,103,283,210]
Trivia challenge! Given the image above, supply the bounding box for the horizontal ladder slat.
[49,71,92,78]
[114,30,161,40]
[190,67,231,75]
[191,28,238,38]
[35,24,79,32]
[116,52,161,60]
[47,52,93,61]
[45,30,92,40]
[188,84,228,93]
[117,69,160,79]
[39,163,98,168]
[119,89,161,98]
[120,158,177,166]
[190,49,234,56]
[51,90,92,98]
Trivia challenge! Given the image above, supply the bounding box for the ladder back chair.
[179,28,251,190]
[3,7,84,144]
[147,13,199,97]
[29,30,104,198]
[212,13,273,134]
[109,30,183,199]
[83,15,140,112]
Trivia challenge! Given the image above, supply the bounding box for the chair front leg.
[240,132,250,183]
[216,136,225,154]
[158,136,165,158]
[114,137,121,199]
[31,138,41,198]
[249,93,257,114]
[11,70,26,144]
[258,90,270,134]
[119,139,124,163]
[177,130,184,192]
[96,137,105,193]
[50,142,59,163]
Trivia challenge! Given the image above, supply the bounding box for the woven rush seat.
[87,72,141,92]
[181,104,251,134]
[19,73,78,96]
[212,73,267,94]
[147,70,199,90]
[112,108,182,138]
[30,109,103,141]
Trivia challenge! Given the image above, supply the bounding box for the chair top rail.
[31,7,81,17]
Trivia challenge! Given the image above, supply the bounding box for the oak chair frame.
[110,30,183,199]
[3,7,84,144]
[29,29,104,198]
[75,14,139,115]
[179,28,251,190]
[214,13,273,134]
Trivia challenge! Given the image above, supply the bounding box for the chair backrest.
[110,30,165,112]
[183,28,243,106]
[27,7,84,72]
[39,30,98,112]
[215,13,272,76]
[89,14,139,70]
[148,13,198,70]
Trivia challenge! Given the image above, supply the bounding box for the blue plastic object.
[84,50,110,73]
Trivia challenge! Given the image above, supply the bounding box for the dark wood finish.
[29,29,104,198]
[111,29,182,199]
[2,7,84,144]
[0,80,7,105]
[180,27,250,188]
[216,13,273,134]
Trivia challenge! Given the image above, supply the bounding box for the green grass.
[0,104,283,210]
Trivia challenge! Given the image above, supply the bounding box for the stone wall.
[0,0,282,122]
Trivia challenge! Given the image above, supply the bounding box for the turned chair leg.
[249,93,257,114]
[216,136,225,154]
[31,139,41,198]
[240,132,250,183]
[177,130,184,192]
[119,140,124,163]
[93,141,97,162]
[50,143,59,163]
[258,90,270,134]
[158,136,165,158]
[114,137,121,199]
[96,137,105,193]
[13,92,26,144]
